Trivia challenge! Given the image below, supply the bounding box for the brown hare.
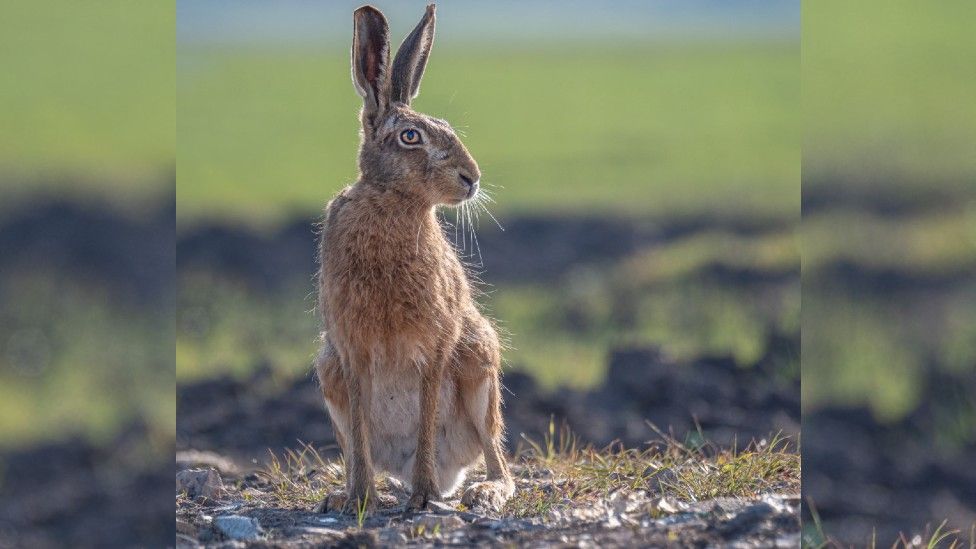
[314,4,514,515]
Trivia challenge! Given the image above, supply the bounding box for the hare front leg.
[314,344,396,514]
[342,350,383,514]
[460,372,515,512]
[315,347,383,514]
[455,317,514,512]
[313,343,352,513]
[406,349,449,511]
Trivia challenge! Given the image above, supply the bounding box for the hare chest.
[367,366,482,497]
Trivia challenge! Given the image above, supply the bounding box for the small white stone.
[426,500,455,512]
[416,513,465,531]
[214,515,262,541]
[300,526,342,537]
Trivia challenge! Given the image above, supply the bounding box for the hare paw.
[461,480,515,513]
[313,490,349,514]
[314,490,396,515]
[405,483,441,512]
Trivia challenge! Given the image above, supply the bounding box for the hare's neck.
[355,181,442,244]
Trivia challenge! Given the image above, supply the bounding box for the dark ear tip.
[426,4,436,16]
[354,5,386,21]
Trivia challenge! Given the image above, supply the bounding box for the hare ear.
[352,6,391,125]
[390,4,436,105]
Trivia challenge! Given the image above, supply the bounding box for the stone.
[298,526,342,538]
[214,515,262,541]
[176,468,223,501]
[176,450,240,475]
[384,475,407,495]
[416,513,465,531]
[425,500,455,513]
[655,497,684,515]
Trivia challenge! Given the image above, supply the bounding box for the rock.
[176,450,240,475]
[654,497,685,515]
[214,515,262,541]
[416,513,465,531]
[175,533,202,548]
[384,475,407,495]
[424,500,456,513]
[176,468,223,500]
[647,467,678,493]
[176,519,197,536]
[299,526,343,538]
[472,517,504,530]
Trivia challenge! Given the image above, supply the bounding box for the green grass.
[803,209,976,275]
[804,0,976,186]
[0,274,174,446]
[0,1,174,204]
[799,205,975,424]
[177,42,798,228]
[241,421,798,520]
[801,209,976,424]
[177,272,319,381]
[801,1,976,430]
[804,513,976,549]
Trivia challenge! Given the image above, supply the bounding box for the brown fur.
[313,4,514,515]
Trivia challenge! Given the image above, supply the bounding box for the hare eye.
[399,129,422,145]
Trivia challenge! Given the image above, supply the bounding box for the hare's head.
[351,4,480,207]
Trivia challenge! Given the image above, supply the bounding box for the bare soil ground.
[0,424,173,548]
[176,434,799,548]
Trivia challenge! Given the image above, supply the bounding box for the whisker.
[479,200,504,231]
[454,205,460,251]
[461,202,469,255]
[467,201,483,267]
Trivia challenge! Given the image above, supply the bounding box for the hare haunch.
[314,4,514,514]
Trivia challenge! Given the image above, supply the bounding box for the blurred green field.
[0,1,174,447]
[177,43,798,227]
[803,0,976,187]
[0,274,174,446]
[0,1,174,205]
[801,0,976,423]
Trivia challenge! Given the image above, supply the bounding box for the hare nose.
[459,173,475,187]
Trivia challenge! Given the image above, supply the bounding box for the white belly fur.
[366,371,482,497]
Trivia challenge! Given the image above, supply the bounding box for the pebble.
[385,475,407,494]
[299,526,343,537]
[655,497,685,514]
[425,500,456,513]
[176,468,224,501]
[416,513,465,531]
[214,515,263,540]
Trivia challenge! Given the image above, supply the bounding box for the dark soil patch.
[803,367,976,545]
[802,179,972,217]
[177,213,791,291]
[0,199,174,304]
[0,423,174,548]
